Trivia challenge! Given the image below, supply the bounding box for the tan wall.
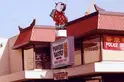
[0,38,10,76]
[102,49,124,61]
[83,37,100,64]
[73,50,81,66]
[54,63,95,77]
[8,36,23,73]
[24,48,35,70]
[0,71,25,82]
[84,47,100,64]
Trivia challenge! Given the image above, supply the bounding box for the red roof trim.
[13,26,56,49]
[13,41,29,49]
[67,12,98,26]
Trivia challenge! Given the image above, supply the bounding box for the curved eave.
[13,26,56,50]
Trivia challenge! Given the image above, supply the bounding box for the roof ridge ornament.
[94,4,105,12]
[18,19,36,33]
[30,19,36,27]
[18,26,23,32]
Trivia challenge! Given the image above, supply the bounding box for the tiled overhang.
[67,6,124,38]
[13,25,56,49]
[98,11,124,31]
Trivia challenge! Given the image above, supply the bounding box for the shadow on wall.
[0,38,10,76]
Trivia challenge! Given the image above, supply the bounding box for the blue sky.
[0,0,124,38]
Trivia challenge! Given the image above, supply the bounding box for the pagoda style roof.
[67,4,124,38]
[13,19,56,49]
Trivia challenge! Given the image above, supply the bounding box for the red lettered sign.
[53,72,68,80]
[103,35,124,50]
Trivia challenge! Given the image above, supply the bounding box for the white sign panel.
[51,37,74,68]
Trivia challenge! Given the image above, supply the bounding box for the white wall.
[102,49,124,61]
[0,38,9,76]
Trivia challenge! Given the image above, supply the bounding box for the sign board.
[103,35,124,50]
[53,72,68,80]
[51,37,74,68]
[83,37,100,64]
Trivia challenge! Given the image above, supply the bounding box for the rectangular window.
[23,45,51,70]
[35,47,51,69]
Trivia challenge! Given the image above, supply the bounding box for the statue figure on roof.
[50,2,68,29]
